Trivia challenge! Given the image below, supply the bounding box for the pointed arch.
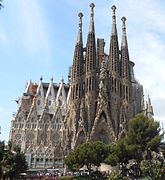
[99,111,107,123]
[91,111,114,144]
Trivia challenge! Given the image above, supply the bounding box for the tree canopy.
[0,141,28,180]
[125,114,163,161]
[65,114,164,179]
[107,114,164,179]
[64,141,108,174]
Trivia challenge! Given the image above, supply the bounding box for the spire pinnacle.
[77,12,83,43]
[50,76,53,82]
[121,16,126,35]
[111,5,117,17]
[78,12,83,21]
[121,16,128,47]
[40,75,43,81]
[111,5,117,35]
[89,3,95,32]
[61,76,64,82]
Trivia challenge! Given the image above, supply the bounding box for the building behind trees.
[9,3,153,169]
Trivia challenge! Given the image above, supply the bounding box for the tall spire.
[120,16,130,80]
[71,12,84,100]
[77,12,83,43]
[85,2,97,75]
[89,3,95,33]
[84,3,97,133]
[121,16,128,47]
[109,5,120,76]
[72,12,84,81]
[111,5,117,35]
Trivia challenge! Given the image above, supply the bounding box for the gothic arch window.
[126,86,128,100]
[79,83,81,97]
[123,85,125,99]
[82,82,85,95]
[111,77,114,92]
[76,84,78,98]
[86,78,88,92]
[120,83,122,97]
[18,117,21,122]
[89,77,92,91]
[115,78,117,93]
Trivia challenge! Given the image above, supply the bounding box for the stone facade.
[9,78,69,168]
[64,4,146,149]
[9,4,154,169]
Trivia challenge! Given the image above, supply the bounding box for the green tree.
[105,114,164,178]
[0,141,28,180]
[140,152,165,180]
[125,114,163,162]
[105,138,133,167]
[0,141,5,178]
[65,141,108,175]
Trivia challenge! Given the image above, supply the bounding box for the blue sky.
[0,0,165,141]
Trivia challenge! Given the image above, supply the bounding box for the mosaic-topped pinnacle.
[121,16,127,32]
[78,12,83,18]
[78,12,83,27]
[111,5,117,34]
[111,5,116,15]
[40,75,43,81]
[121,16,126,23]
[90,3,95,10]
[90,3,95,16]
[121,16,127,47]
[77,12,83,43]
[111,5,117,26]
[89,3,95,32]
